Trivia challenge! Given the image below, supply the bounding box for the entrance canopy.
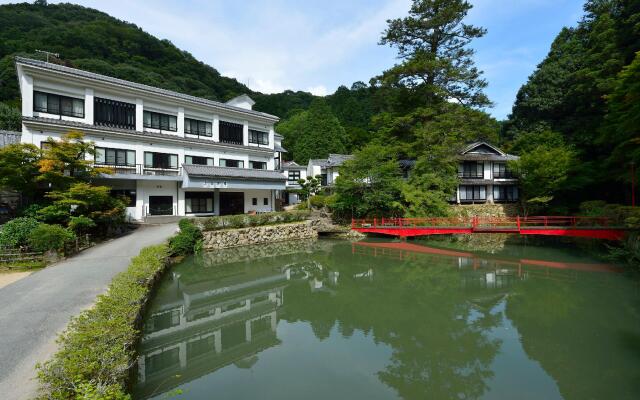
[182,164,286,190]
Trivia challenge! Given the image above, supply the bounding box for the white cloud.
[306,85,329,96]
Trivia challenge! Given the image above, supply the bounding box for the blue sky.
[6,0,585,119]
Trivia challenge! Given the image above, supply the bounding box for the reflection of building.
[135,268,289,398]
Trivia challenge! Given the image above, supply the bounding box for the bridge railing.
[352,216,614,230]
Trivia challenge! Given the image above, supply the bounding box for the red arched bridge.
[351,216,628,240]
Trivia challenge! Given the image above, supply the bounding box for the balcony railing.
[493,171,515,179]
[458,172,484,179]
[94,164,182,176]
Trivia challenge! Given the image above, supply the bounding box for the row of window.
[459,185,519,201]
[94,146,268,169]
[458,162,514,179]
[184,193,269,213]
[33,91,269,144]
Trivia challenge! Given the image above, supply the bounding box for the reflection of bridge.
[352,216,628,240]
[352,241,620,275]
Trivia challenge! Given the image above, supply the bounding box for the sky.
[5,0,586,119]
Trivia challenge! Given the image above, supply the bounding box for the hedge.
[195,210,310,232]
[36,244,169,400]
[169,218,203,256]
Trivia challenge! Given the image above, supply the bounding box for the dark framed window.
[111,189,136,207]
[492,162,513,179]
[144,152,178,169]
[34,91,84,118]
[143,111,177,131]
[459,185,486,201]
[249,161,267,170]
[493,185,518,201]
[185,192,214,213]
[219,120,243,145]
[185,155,214,166]
[219,159,244,168]
[459,162,484,178]
[288,170,300,182]
[95,147,136,166]
[249,129,268,145]
[263,198,268,206]
[252,198,257,206]
[185,118,212,137]
[94,97,136,129]
[321,173,328,186]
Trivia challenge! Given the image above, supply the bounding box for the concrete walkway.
[0,223,177,400]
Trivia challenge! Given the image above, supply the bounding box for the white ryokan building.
[15,57,288,220]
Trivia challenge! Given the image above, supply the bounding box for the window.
[95,147,136,166]
[185,192,214,213]
[219,121,243,144]
[249,161,267,170]
[185,155,214,166]
[249,129,268,145]
[185,118,212,137]
[144,152,178,169]
[459,185,486,201]
[110,189,136,207]
[288,170,300,182]
[143,111,177,131]
[459,162,483,178]
[492,163,513,179]
[263,198,268,206]
[252,198,257,206]
[94,97,136,129]
[219,159,244,168]
[321,174,328,186]
[493,185,518,202]
[34,91,84,118]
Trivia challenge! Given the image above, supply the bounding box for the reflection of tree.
[506,277,640,400]
[283,244,502,400]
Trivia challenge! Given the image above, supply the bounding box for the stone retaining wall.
[449,203,519,218]
[201,221,317,250]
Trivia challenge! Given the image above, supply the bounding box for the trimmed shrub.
[36,244,169,399]
[69,215,96,235]
[309,194,327,209]
[28,224,76,253]
[0,217,41,248]
[169,219,203,256]
[196,211,310,232]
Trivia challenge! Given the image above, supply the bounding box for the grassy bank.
[36,244,169,399]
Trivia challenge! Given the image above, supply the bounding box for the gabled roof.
[309,154,354,168]
[461,141,505,156]
[183,164,286,181]
[15,57,279,122]
[281,161,305,169]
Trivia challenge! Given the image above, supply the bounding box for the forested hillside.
[503,0,640,207]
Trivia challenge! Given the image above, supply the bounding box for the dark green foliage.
[505,0,640,206]
[36,244,169,399]
[197,211,310,232]
[277,99,347,164]
[0,102,20,131]
[169,219,202,256]
[68,215,96,235]
[0,143,41,199]
[0,216,40,248]
[27,223,76,253]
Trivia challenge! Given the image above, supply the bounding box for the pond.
[134,237,640,400]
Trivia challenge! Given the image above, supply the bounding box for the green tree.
[296,176,321,202]
[377,0,490,109]
[277,99,347,164]
[333,144,403,218]
[0,143,41,200]
[0,102,21,131]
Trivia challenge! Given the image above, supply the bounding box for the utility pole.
[35,49,59,63]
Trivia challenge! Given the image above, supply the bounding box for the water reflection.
[135,239,639,400]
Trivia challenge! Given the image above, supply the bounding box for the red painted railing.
[352,216,614,229]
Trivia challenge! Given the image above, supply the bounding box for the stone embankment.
[449,203,519,218]
[201,221,317,250]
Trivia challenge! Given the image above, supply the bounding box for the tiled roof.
[22,116,274,154]
[274,143,288,153]
[309,154,354,168]
[15,57,279,121]
[282,161,305,169]
[0,130,21,147]
[458,153,519,161]
[183,164,286,181]
[460,141,505,155]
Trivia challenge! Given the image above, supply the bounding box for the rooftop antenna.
[35,49,59,63]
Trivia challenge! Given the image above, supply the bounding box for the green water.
[134,238,640,400]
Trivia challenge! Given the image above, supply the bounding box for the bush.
[169,219,203,256]
[69,215,96,235]
[0,217,41,248]
[28,224,76,253]
[36,244,169,399]
[309,194,327,209]
[196,211,310,232]
[19,203,46,218]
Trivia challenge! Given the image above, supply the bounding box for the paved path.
[0,223,177,400]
